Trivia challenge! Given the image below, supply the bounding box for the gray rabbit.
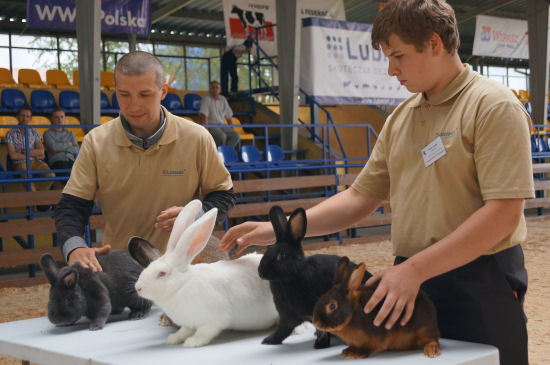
[40,251,152,330]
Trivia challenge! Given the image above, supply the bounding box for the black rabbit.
[313,257,440,358]
[40,250,152,331]
[258,206,371,349]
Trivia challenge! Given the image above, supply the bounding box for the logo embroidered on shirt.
[436,131,456,138]
[163,169,186,176]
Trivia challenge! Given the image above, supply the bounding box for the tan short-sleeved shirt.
[64,108,233,251]
[352,66,534,258]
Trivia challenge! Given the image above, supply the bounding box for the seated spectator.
[6,106,55,192]
[199,81,240,149]
[43,108,80,182]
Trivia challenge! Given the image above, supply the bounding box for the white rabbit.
[128,200,278,347]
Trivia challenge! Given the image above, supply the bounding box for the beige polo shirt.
[352,66,534,258]
[64,108,232,251]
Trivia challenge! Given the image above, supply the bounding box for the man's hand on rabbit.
[155,206,183,232]
[363,261,423,330]
[219,221,276,254]
[68,245,112,273]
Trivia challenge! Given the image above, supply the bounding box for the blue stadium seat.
[524,102,532,117]
[112,93,120,110]
[534,136,550,153]
[100,92,118,115]
[267,144,300,174]
[184,93,201,111]
[161,93,187,115]
[240,145,267,169]
[59,90,80,114]
[30,90,57,114]
[217,145,239,165]
[0,89,28,114]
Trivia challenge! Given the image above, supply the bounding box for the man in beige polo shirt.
[54,51,234,271]
[220,1,532,364]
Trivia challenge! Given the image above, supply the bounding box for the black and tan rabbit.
[258,206,371,349]
[313,256,440,359]
[40,251,152,331]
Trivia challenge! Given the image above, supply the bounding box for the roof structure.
[0,0,530,66]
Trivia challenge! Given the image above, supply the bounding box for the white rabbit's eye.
[157,271,166,278]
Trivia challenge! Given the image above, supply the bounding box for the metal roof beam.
[456,0,521,24]
[152,0,195,24]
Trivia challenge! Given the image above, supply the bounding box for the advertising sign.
[301,18,411,105]
[472,15,529,59]
[27,0,151,35]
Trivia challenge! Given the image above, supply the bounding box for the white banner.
[299,0,345,21]
[472,15,529,60]
[222,0,345,57]
[300,18,411,105]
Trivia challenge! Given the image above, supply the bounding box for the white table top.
[0,307,499,365]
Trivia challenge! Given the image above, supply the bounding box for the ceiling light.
[21,18,26,23]
[179,31,185,35]
[188,32,194,36]
[9,17,16,22]
[215,34,221,38]
[170,30,176,35]
[206,33,212,38]
[151,29,156,33]
[0,16,5,21]
[161,30,167,34]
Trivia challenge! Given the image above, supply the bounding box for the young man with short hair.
[220,1,532,364]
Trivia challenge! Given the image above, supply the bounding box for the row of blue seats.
[0,88,118,115]
[218,144,300,173]
[524,101,550,119]
[0,88,203,117]
[532,136,550,155]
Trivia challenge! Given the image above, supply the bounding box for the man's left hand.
[363,261,423,330]
[155,206,183,232]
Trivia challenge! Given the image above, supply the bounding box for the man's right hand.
[68,245,112,273]
[218,221,275,254]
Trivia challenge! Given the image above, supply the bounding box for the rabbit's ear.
[269,205,287,243]
[40,253,59,285]
[287,208,306,244]
[172,208,218,268]
[165,200,203,253]
[347,263,366,293]
[128,236,161,267]
[334,256,351,287]
[61,269,78,289]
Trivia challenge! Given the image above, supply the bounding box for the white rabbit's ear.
[172,208,218,268]
[165,200,203,253]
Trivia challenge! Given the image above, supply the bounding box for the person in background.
[5,106,55,193]
[199,81,241,149]
[43,108,79,183]
[219,1,531,364]
[220,37,253,97]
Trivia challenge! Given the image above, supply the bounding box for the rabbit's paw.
[166,327,194,345]
[423,341,440,358]
[291,321,314,335]
[128,309,149,320]
[341,346,372,359]
[182,326,221,348]
[313,330,331,349]
[89,322,105,331]
[262,334,283,345]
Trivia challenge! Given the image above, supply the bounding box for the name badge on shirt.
[421,136,447,167]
